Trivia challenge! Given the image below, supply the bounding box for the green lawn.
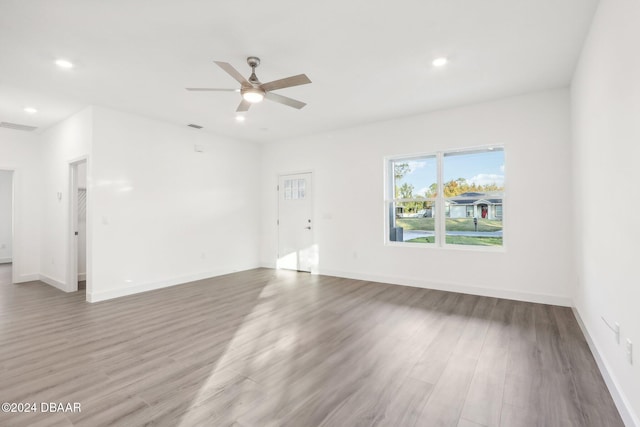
[407,236,503,246]
[396,217,502,232]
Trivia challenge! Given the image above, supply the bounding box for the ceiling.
[0,0,599,143]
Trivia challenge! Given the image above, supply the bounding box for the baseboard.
[260,260,276,269]
[318,268,573,307]
[15,273,39,283]
[572,307,639,427]
[0,257,12,264]
[78,272,86,281]
[39,274,68,292]
[87,265,260,303]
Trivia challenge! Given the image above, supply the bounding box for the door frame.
[67,157,88,293]
[276,170,316,273]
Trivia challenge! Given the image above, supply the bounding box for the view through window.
[387,147,504,247]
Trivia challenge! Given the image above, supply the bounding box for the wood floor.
[0,267,623,427]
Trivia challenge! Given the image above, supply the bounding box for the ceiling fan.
[186,57,311,112]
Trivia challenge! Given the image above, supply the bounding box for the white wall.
[261,89,573,305]
[88,107,261,301]
[39,107,92,291]
[0,128,42,282]
[571,0,640,424]
[0,170,12,263]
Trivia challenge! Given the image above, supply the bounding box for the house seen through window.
[387,147,504,247]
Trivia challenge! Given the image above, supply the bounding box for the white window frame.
[384,145,505,251]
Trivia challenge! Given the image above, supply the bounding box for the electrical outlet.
[626,339,633,365]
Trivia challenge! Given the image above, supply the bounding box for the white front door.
[277,173,314,272]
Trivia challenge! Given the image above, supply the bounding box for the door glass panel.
[283,178,306,200]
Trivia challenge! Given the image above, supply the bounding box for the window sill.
[385,241,505,253]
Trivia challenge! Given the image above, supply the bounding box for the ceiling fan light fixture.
[241,87,265,103]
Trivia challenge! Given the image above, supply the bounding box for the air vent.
[187,124,203,129]
[0,122,38,131]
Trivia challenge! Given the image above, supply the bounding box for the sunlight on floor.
[176,272,301,426]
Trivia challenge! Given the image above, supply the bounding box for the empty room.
[0,0,638,426]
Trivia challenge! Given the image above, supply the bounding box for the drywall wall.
[571,0,640,424]
[261,89,573,305]
[39,107,92,291]
[88,107,261,301]
[0,170,12,263]
[0,128,42,282]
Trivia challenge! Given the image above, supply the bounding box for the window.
[388,156,437,244]
[283,178,306,200]
[386,147,504,248]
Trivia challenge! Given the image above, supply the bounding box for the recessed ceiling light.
[235,115,246,122]
[24,107,38,114]
[55,59,74,69]
[432,57,448,67]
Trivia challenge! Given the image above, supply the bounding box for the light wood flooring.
[0,267,623,426]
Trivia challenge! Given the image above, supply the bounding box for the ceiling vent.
[0,122,38,131]
[187,124,203,129]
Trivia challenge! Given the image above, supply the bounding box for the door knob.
[305,226,311,230]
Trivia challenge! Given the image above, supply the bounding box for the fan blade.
[186,88,239,92]
[264,92,307,109]
[214,61,251,86]
[260,74,311,92]
[236,99,251,112]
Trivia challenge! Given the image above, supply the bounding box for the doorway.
[68,160,87,293]
[0,170,13,285]
[277,172,314,272]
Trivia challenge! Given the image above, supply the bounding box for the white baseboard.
[318,268,573,307]
[39,274,69,292]
[87,265,260,303]
[14,273,39,283]
[78,272,86,281]
[572,307,639,427]
[0,257,12,264]
[260,261,276,269]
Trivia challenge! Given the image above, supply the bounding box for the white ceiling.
[0,0,599,143]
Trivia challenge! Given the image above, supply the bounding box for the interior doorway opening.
[68,160,87,293]
[0,170,13,285]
